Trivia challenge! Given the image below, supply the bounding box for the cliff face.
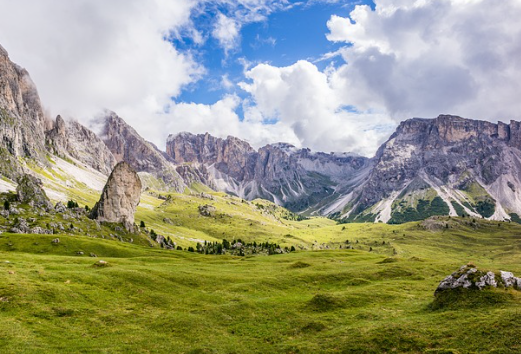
[338,115,521,223]
[0,45,48,177]
[97,112,186,192]
[166,133,372,212]
[46,115,117,175]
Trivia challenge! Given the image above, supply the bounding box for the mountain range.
[1,43,520,224]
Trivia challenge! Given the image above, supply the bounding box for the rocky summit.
[166,132,371,213]
[89,161,142,231]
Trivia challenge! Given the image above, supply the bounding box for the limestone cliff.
[0,44,48,178]
[46,115,117,175]
[97,111,186,192]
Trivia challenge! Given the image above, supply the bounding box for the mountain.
[95,111,187,192]
[166,132,372,213]
[2,41,521,224]
[46,115,117,175]
[330,115,521,223]
[0,44,48,178]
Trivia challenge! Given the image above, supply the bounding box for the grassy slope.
[2,217,521,353]
[2,157,521,352]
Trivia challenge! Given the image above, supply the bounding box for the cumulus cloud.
[239,60,395,155]
[0,0,201,125]
[212,13,241,53]
[163,95,300,149]
[326,0,521,122]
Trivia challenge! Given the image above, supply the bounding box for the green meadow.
[1,189,521,353]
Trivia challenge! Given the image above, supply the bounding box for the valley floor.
[2,218,521,353]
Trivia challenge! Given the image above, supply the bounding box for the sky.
[0,0,520,156]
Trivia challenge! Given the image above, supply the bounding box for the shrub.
[3,200,9,210]
[140,220,145,228]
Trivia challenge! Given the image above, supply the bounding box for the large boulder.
[16,174,52,210]
[89,162,142,231]
[435,264,521,294]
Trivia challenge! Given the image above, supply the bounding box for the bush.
[67,200,79,209]
[3,200,9,210]
[140,220,145,228]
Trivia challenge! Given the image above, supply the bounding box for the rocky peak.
[166,131,371,212]
[0,43,48,177]
[46,115,117,175]
[89,161,142,231]
[97,111,185,191]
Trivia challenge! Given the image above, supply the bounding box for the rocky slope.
[167,133,372,212]
[330,115,521,223]
[0,44,48,178]
[96,111,187,192]
[46,115,117,175]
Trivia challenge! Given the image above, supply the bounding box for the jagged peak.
[0,44,8,57]
[167,131,195,142]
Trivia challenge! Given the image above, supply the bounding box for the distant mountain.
[166,132,372,213]
[95,111,188,192]
[46,115,117,175]
[1,41,521,224]
[330,115,521,223]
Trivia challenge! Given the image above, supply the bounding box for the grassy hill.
[1,156,521,352]
[2,216,521,353]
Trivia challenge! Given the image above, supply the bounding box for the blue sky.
[175,1,375,107]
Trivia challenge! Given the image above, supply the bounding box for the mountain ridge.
[1,42,521,224]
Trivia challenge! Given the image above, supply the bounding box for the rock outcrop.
[436,265,521,294]
[331,115,521,223]
[0,45,48,178]
[96,111,185,191]
[89,162,142,231]
[166,132,372,212]
[46,115,117,175]
[16,174,52,210]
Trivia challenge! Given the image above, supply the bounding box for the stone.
[198,204,216,217]
[51,238,60,243]
[16,174,52,210]
[436,265,521,294]
[162,217,174,224]
[54,202,67,213]
[89,161,142,231]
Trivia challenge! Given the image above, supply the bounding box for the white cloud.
[212,13,241,53]
[239,60,395,155]
[326,0,521,121]
[162,95,300,149]
[0,0,201,125]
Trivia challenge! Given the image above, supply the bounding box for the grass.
[2,158,521,352]
[2,215,521,352]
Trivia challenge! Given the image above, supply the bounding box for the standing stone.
[89,162,142,231]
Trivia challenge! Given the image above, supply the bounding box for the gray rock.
[51,238,60,243]
[198,204,216,217]
[16,174,52,210]
[436,265,521,294]
[89,162,142,232]
[54,202,67,213]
